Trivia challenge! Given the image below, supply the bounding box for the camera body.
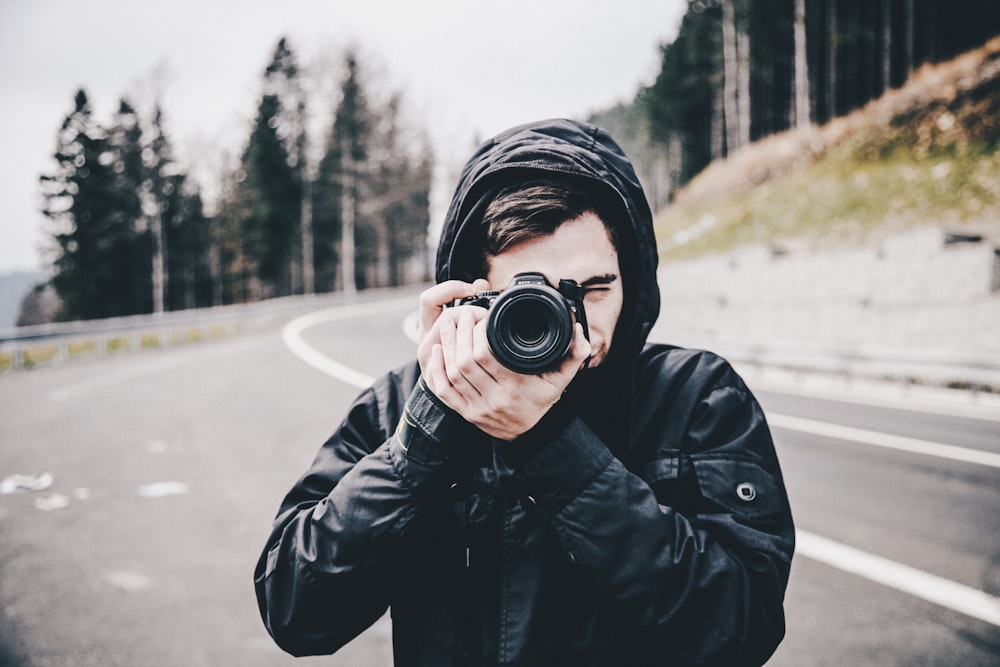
[453,272,589,374]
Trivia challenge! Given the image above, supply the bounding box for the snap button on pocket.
[736,482,757,502]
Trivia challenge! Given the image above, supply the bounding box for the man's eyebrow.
[580,274,618,287]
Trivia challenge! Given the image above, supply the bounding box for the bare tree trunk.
[150,208,166,314]
[737,7,751,147]
[881,0,893,91]
[183,264,195,310]
[827,0,838,120]
[712,82,725,160]
[925,0,937,64]
[721,0,741,154]
[209,217,222,306]
[301,180,314,294]
[340,144,356,296]
[794,0,811,129]
[903,0,914,77]
[668,131,683,199]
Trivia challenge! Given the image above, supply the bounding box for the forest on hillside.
[591,0,998,211]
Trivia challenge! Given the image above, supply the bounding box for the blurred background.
[1,1,998,665]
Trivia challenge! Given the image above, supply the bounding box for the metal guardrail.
[0,286,425,372]
[652,327,1000,393]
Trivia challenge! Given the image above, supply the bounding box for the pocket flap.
[691,456,782,517]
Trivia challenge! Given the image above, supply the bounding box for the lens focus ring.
[486,284,575,374]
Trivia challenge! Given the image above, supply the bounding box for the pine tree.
[236,92,300,299]
[223,39,306,301]
[646,3,722,184]
[40,91,124,320]
[311,132,343,294]
[264,37,310,294]
[39,90,93,320]
[313,51,372,294]
[146,105,213,311]
[105,99,151,316]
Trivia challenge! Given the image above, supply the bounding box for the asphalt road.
[1,292,998,666]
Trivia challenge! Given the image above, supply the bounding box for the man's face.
[486,213,623,369]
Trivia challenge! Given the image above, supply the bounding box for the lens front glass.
[487,285,574,374]
[508,300,550,348]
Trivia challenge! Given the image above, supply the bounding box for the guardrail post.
[991,248,1000,293]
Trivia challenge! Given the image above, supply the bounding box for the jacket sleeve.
[253,369,481,656]
[504,348,795,666]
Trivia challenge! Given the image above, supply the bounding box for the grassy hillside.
[655,36,1000,259]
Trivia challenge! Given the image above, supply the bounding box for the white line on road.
[282,298,414,388]
[797,530,1000,627]
[768,413,1000,469]
[284,303,1000,628]
[752,377,1000,423]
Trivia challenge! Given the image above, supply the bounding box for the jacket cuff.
[395,378,481,465]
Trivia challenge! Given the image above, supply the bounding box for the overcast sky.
[0,0,685,274]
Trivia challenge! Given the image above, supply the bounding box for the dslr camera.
[452,272,589,374]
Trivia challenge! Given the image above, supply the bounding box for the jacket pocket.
[689,455,783,521]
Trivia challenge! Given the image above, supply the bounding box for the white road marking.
[797,530,1000,627]
[402,309,420,344]
[282,298,413,388]
[285,301,1000,628]
[769,413,1000,469]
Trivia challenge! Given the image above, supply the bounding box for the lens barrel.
[486,282,575,374]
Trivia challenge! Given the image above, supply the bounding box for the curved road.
[1,292,998,665]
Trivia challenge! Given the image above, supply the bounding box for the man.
[255,118,795,666]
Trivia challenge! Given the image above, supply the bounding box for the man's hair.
[474,177,621,277]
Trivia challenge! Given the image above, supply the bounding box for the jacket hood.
[435,118,660,355]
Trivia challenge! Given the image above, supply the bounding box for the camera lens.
[486,285,574,374]
[508,301,550,347]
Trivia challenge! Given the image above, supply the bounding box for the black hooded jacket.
[254,119,795,666]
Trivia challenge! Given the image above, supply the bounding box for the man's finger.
[418,280,478,338]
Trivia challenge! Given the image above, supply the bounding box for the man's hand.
[416,281,591,442]
[416,279,490,372]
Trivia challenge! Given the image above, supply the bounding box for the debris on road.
[1,472,54,495]
[104,570,152,593]
[34,493,70,511]
[135,481,190,498]
[146,440,169,454]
